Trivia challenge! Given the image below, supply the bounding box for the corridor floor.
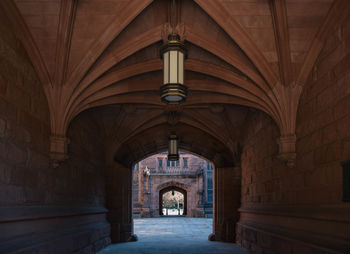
[97,217,249,254]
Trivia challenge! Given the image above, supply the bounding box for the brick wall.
[0,11,110,254]
[237,11,350,254]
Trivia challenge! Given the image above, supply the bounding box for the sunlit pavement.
[97,217,249,254]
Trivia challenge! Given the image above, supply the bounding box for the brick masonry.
[237,11,350,254]
[0,10,110,254]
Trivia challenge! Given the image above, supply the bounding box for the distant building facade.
[132,152,213,218]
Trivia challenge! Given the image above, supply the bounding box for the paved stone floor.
[98,217,249,254]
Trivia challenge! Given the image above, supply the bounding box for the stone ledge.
[0,221,110,254]
[0,205,108,223]
[238,204,350,223]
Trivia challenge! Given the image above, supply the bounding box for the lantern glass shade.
[168,134,179,161]
[160,33,187,104]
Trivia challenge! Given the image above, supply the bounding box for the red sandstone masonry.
[0,10,110,253]
[239,10,350,254]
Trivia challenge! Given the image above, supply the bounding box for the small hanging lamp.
[168,134,179,161]
[160,0,187,104]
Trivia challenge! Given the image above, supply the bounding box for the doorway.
[159,187,187,216]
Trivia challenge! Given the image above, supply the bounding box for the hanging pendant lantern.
[168,134,179,161]
[160,33,187,104]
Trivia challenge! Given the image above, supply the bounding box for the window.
[207,172,213,203]
[158,159,163,168]
[207,177,213,189]
[176,160,179,167]
[166,159,170,167]
[171,161,175,167]
[207,161,213,171]
[343,160,350,201]
[183,158,188,168]
[207,190,213,203]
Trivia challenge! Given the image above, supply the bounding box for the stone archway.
[157,181,190,216]
[159,186,187,216]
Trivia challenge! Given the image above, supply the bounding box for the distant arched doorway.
[159,186,187,216]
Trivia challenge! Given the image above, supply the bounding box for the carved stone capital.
[50,135,70,168]
[277,134,296,168]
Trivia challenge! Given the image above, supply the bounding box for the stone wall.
[237,11,350,254]
[0,10,109,254]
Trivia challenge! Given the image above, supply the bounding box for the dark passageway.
[0,0,350,253]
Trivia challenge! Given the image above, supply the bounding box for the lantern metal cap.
[168,32,180,41]
[169,134,178,140]
[160,83,187,104]
[160,33,187,58]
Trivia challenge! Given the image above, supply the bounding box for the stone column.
[210,165,241,242]
[198,172,204,205]
[204,166,208,203]
[106,162,136,243]
[138,163,143,205]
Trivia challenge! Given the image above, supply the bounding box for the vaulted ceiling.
[1,0,347,166]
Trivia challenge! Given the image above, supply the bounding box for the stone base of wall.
[0,206,111,254]
[236,221,350,254]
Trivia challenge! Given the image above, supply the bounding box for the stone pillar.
[138,163,143,205]
[204,166,208,203]
[211,165,241,242]
[198,172,204,205]
[106,162,136,243]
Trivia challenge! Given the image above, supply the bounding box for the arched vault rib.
[296,0,349,87]
[112,122,235,168]
[194,0,279,89]
[72,93,268,128]
[69,23,268,112]
[0,0,52,90]
[185,59,282,123]
[64,0,154,91]
[154,113,230,147]
[102,105,239,165]
[179,113,230,147]
[64,24,163,117]
[184,25,267,89]
[63,26,278,131]
[64,59,281,133]
[106,109,231,153]
[70,78,274,124]
[109,109,166,147]
[62,23,282,136]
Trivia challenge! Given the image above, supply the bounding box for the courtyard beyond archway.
[97,218,248,254]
